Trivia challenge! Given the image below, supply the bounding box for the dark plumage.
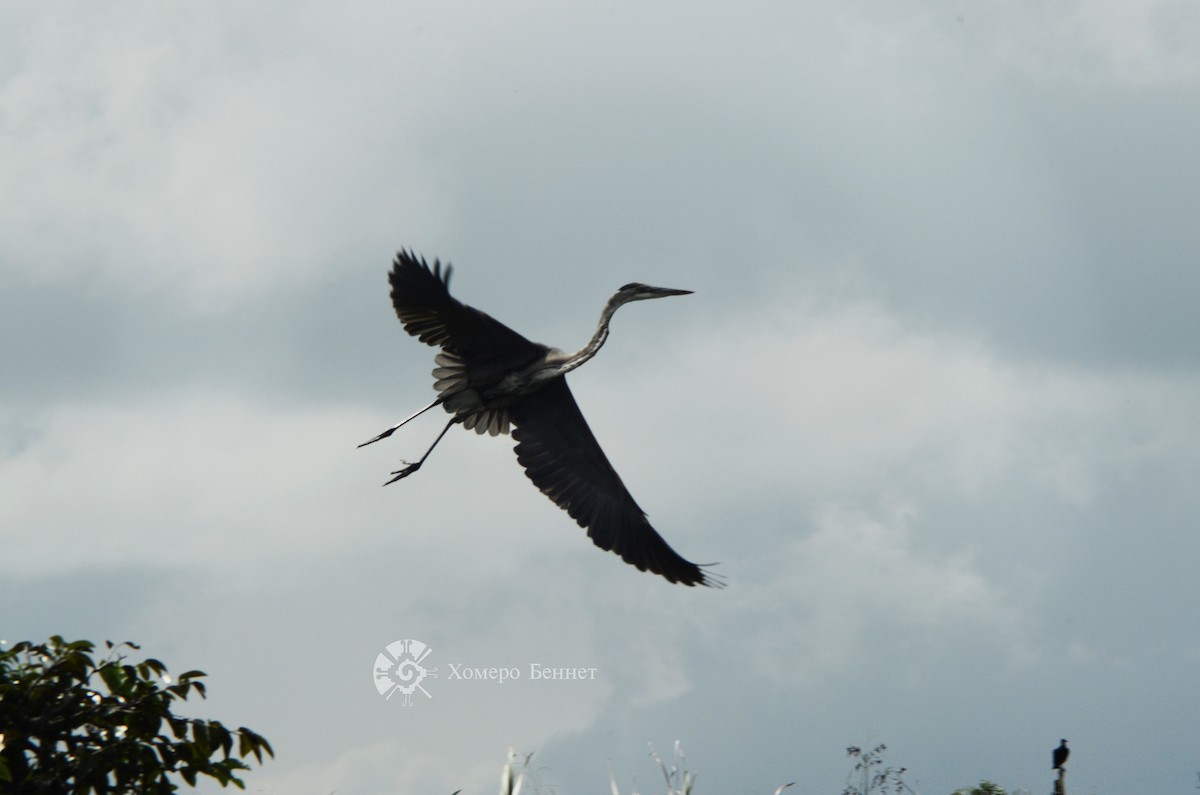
[1053,739,1069,770]
[360,250,718,587]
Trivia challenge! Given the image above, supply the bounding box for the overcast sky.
[3,2,1200,793]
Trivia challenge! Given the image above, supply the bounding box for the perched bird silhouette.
[359,250,719,587]
[1052,739,1069,770]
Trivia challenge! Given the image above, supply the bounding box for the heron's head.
[614,282,693,305]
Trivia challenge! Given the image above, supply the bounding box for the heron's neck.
[557,296,622,376]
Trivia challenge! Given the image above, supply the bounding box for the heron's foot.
[357,426,397,448]
[383,461,421,485]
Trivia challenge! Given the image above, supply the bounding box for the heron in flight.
[360,250,718,587]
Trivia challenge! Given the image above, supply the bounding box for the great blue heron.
[1052,739,1069,770]
[359,250,718,587]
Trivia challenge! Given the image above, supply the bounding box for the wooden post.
[1054,766,1066,795]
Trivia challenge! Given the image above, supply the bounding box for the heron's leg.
[357,399,442,448]
[382,415,463,485]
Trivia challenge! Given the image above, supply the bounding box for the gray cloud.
[3,2,1199,794]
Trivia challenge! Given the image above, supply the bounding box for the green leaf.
[99,662,127,695]
[237,728,274,762]
[192,720,211,753]
[169,716,189,739]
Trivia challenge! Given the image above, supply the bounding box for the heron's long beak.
[644,286,693,298]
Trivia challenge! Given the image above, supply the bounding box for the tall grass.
[476,742,794,795]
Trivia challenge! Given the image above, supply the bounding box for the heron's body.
[360,250,718,587]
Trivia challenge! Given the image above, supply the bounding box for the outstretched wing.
[389,250,542,364]
[509,378,716,587]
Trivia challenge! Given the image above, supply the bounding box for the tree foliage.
[951,782,1007,795]
[0,636,272,793]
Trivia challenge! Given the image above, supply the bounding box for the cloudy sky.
[3,1,1199,793]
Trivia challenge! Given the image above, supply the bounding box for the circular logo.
[373,639,437,705]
